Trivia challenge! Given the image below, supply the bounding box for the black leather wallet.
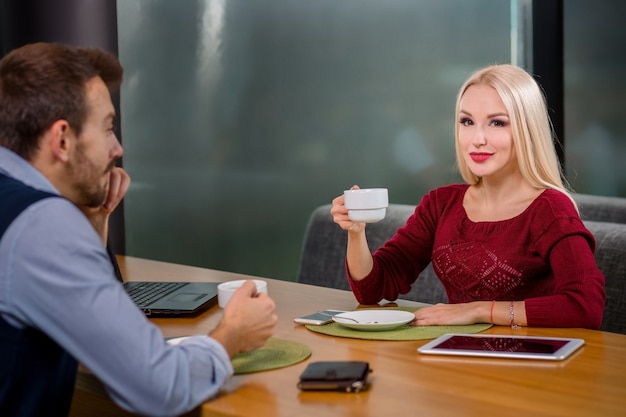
[297,361,372,393]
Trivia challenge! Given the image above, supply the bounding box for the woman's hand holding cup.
[331,185,388,232]
[331,185,361,232]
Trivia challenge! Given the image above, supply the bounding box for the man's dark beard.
[67,149,111,208]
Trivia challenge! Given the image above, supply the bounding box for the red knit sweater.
[348,184,606,328]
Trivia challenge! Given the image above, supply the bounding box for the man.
[0,42,277,416]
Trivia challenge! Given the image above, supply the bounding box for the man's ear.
[47,119,73,163]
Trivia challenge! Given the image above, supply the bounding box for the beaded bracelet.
[509,301,521,329]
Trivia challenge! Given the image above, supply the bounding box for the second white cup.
[344,188,389,223]
[217,279,268,308]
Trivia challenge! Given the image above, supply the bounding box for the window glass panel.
[117,0,510,280]
[564,0,626,197]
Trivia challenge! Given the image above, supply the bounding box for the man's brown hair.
[0,42,123,160]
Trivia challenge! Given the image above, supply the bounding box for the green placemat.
[232,337,312,374]
[305,307,492,341]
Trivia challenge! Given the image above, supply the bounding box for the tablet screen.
[436,335,567,353]
[418,334,585,360]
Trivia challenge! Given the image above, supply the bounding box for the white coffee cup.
[217,279,268,308]
[344,188,389,223]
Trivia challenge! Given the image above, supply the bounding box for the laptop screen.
[107,240,125,283]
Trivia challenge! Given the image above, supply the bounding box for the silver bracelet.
[509,301,521,329]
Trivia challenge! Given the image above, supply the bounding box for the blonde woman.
[331,64,605,329]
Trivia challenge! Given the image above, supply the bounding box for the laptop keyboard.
[126,282,187,306]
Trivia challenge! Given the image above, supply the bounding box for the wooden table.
[71,256,626,417]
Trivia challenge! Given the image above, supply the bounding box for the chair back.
[585,221,626,334]
[574,193,626,224]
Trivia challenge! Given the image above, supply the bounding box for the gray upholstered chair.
[574,193,626,224]
[297,199,626,334]
[584,221,626,334]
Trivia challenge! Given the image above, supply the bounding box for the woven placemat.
[232,337,312,374]
[305,307,492,341]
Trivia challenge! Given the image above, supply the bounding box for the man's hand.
[103,166,131,212]
[79,167,130,245]
[210,280,278,358]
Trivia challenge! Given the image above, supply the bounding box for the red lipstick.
[470,152,492,162]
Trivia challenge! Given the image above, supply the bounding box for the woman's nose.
[472,127,487,147]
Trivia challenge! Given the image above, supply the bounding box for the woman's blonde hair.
[454,64,577,209]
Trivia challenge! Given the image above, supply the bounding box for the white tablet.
[418,334,585,360]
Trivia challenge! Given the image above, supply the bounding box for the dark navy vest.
[0,173,78,417]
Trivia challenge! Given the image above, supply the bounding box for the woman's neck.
[464,177,543,222]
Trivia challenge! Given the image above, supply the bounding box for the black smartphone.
[297,361,372,392]
[293,310,346,325]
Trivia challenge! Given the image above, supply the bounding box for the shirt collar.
[0,146,60,195]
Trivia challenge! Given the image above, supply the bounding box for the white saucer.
[332,310,415,331]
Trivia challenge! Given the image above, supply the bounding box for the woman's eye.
[459,118,473,126]
[491,119,507,127]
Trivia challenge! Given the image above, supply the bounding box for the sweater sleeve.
[525,216,606,328]
[348,187,453,304]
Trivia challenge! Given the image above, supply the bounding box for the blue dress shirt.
[0,147,233,416]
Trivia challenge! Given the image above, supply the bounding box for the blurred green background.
[117,0,626,281]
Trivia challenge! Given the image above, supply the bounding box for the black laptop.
[108,244,219,317]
